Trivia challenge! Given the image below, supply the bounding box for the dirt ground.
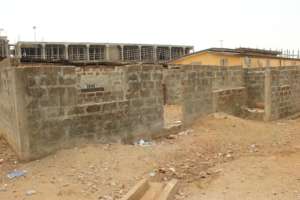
[1,111,300,200]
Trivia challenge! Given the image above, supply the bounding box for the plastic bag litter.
[134,139,154,147]
[7,170,27,179]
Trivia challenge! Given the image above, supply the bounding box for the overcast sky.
[0,0,299,51]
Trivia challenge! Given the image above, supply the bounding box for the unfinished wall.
[76,67,126,104]
[265,66,300,120]
[163,68,183,105]
[213,87,247,115]
[0,63,163,160]
[3,60,300,160]
[210,66,245,89]
[210,66,247,115]
[245,68,265,108]
[164,65,247,116]
[164,65,245,105]
[163,65,300,121]
[181,66,213,123]
[0,59,24,156]
[126,65,164,136]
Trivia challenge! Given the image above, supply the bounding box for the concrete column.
[183,47,186,56]
[153,46,157,63]
[1,41,6,58]
[5,42,9,58]
[57,46,60,59]
[264,68,272,121]
[17,43,22,58]
[86,44,90,61]
[41,43,46,60]
[0,40,3,57]
[105,44,110,61]
[139,45,142,61]
[64,44,69,61]
[120,45,124,61]
[169,46,172,60]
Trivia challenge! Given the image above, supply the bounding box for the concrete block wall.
[0,63,163,160]
[181,66,213,124]
[3,60,300,160]
[245,68,265,108]
[210,66,245,89]
[265,66,300,120]
[163,65,245,106]
[76,67,126,104]
[16,66,79,157]
[163,68,183,105]
[212,87,247,115]
[126,65,164,138]
[290,67,300,113]
[163,65,246,118]
[0,59,23,155]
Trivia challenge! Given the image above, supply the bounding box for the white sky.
[1,0,299,51]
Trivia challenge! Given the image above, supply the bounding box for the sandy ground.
[1,110,300,200]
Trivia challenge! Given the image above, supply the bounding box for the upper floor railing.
[13,42,194,64]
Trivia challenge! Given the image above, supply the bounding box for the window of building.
[220,58,228,66]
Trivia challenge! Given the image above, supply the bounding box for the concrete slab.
[121,179,179,200]
[120,179,149,200]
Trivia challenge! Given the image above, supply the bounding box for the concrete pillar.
[264,68,272,121]
[1,40,5,58]
[5,41,9,58]
[41,43,46,60]
[139,45,142,61]
[57,46,60,59]
[86,44,90,61]
[169,46,172,60]
[153,46,157,63]
[105,44,110,61]
[17,43,22,58]
[64,44,69,61]
[120,45,124,61]
[183,47,186,56]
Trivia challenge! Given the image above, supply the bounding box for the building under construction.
[14,41,193,64]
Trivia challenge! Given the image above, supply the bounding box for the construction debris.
[120,178,179,200]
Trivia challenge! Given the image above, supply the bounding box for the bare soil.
[1,112,300,200]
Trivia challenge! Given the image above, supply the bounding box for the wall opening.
[163,69,183,128]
